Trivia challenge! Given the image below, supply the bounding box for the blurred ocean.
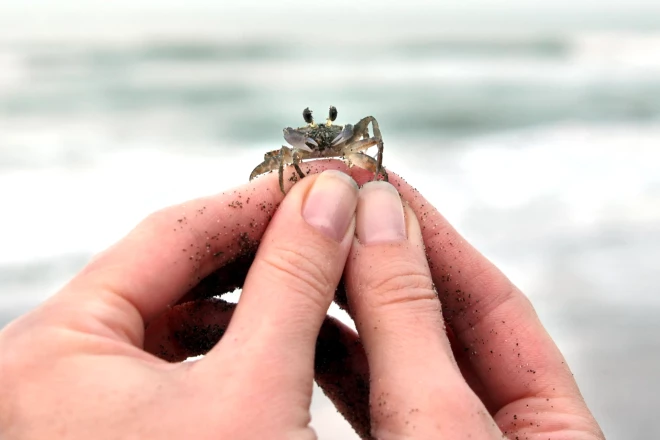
[1,3,659,439]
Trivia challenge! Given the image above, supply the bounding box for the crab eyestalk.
[303,107,315,126]
[327,105,338,126]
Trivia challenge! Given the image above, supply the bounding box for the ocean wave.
[2,79,660,143]
[8,31,659,66]
[0,32,659,137]
[24,35,570,66]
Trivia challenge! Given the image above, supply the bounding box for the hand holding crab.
[0,163,604,439]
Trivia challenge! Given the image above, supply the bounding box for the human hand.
[0,160,604,440]
[0,161,361,439]
[313,166,606,439]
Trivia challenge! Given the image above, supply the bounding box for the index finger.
[54,160,349,341]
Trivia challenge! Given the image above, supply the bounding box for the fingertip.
[356,181,406,245]
[302,170,359,242]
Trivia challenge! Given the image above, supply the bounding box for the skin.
[0,159,604,439]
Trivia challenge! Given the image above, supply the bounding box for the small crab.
[249,106,388,193]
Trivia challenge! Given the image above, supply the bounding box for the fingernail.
[302,170,359,241]
[356,181,406,245]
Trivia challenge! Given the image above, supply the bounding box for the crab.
[249,106,388,193]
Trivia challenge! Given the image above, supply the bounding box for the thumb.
[197,170,358,388]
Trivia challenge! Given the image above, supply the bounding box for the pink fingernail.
[302,170,359,241]
[356,182,406,245]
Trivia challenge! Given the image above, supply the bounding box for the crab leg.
[341,135,388,182]
[345,152,378,173]
[277,148,286,194]
[292,151,305,179]
[352,116,387,182]
[275,150,308,193]
[250,146,314,194]
[249,146,294,181]
[344,138,377,153]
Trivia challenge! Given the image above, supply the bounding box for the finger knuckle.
[362,261,436,308]
[260,242,335,306]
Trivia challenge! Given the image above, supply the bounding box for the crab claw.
[283,127,316,152]
[331,124,353,147]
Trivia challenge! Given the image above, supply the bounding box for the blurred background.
[1,1,659,438]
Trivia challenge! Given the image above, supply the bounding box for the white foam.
[459,123,660,222]
[0,146,256,265]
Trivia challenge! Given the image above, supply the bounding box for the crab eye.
[328,106,337,122]
[303,107,314,124]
